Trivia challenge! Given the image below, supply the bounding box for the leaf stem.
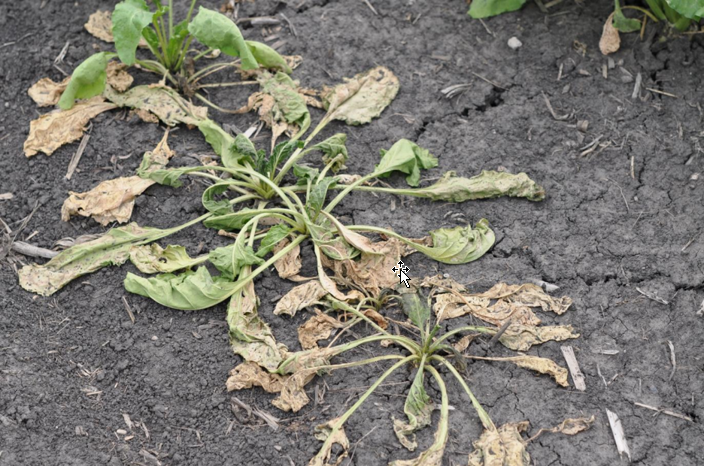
[429,325,497,353]
[323,172,377,213]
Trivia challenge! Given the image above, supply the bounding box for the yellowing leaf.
[393,364,434,451]
[498,324,579,351]
[104,85,208,126]
[509,354,569,387]
[24,96,116,157]
[226,361,285,393]
[28,77,70,107]
[297,310,344,350]
[309,418,350,466]
[129,244,201,274]
[467,422,530,466]
[274,281,328,317]
[321,66,399,125]
[600,13,621,55]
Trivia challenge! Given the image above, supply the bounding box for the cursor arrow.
[399,270,410,288]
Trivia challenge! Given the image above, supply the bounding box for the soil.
[1,0,703,465]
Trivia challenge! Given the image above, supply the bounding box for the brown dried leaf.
[106,62,134,92]
[529,415,595,441]
[104,85,208,126]
[453,334,476,353]
[85,10,147,47]
[272,347,340,412]
[363,308,388,330]
[498,324,579,351]
[271,371,316,412]
[226,361,285,393]
[298,310,344,350]
[600,13,621,55]
[274,281,328,317]
[309,418,350,466]
[24,96,116,157]
[509,354,569,387]
[467,422,530,466]
[28,77,71,107]
[420,275,467,293]
[273,238,302,279]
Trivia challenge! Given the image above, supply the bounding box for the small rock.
[691,173,700,180]
[508,37,522,50]
[116,429,127,435]
[151,335,158,341]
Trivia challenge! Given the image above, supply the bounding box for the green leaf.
[197,119,262,169]
[307,177,337,218]
[166,19,190,63]
[138,166,193,187]
[257,224,291,257]
[393,362,434,451]
[375,139,438,187]
[58,52,112,110]
[409,220,495,264]
[125,267,239,310]
[321,66,399,125]
[201,182,234,215]
[308,218,359,261]
[129,243,203,274]
[203,208,260,231]
[19,223,165,296]
[257,72,311,137]
[293,164,320,184]
[644,0,667,20]
[246,40,292,73]
[311,133,348,173]
[401,292,431,330]
[665,0,704,19]
[265,140,304,178]
[468,0,527,18]
[188,7,258,70]
[613,0,641,32]
[408,170,545,202]
[112,0,155,66]
[208,243,264,280]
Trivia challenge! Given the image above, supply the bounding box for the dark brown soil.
[1,1,703,465]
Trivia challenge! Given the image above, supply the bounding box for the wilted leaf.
[393,365,434,451]
[24,96,115,157]
[420,275,467,293]
[106,61,134,92]
[599,13,621,55]
[111,0,155,66]
[310,133,348,173]
[272,370,315,412]
[226,361,285,392]
[104,85,208,126]
[410,220,495,265]
[309,418,350,466]
[273,347,339,412]
[613,1,641,32]
[28,77,70,107]
[188,7,258,69]
[498,324,579,351]
[129,244,201,273]
[208,243,263,281]
[19,223,164,296]
[59,52,112,110]
[308,218,359,262]
[507,354,569,387]
[274,281,328,317]
[402,292,431,330]
[453,334,475,352]
[530,416,595,440]
[363,308,388,329]
[375,139,438,187]
[389,410,448,466]
[273,237,302,279]
[246,40,292,73]
[467,422,530,466]
[62,131,174,224]
[409,170,545,202]
[321,66,399,125]
[298,310,344,350]
[197,119,257,169]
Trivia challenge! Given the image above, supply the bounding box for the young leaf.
[375,139,438,187]
[409,220,495,264]
[138,166,194,187]
[311,133,348,173]
[321,66,400,125]
[166,19,190,64]
[246,40,292,73]
[468,0,527,19]
[613,0,641,32]
[58,52,112,110]
[467,422,531,466]
[306,177,337,217]
[401,292,431,330]
[124,267,239,310]
[407,170,545,202]
[308,218,359,261]
[104,85,208,126]
[208,243,264,281]
[19,223,165,296]
[257,224,291,257]
[293,165,320,184]
[188,7,258,69]
[129,244,202,273]
[393,364,434,451]
[111,0,155,65]
[197,119,260,169]
[265,140,304,178]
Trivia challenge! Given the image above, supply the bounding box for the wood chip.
[635,287,669,305]
[0,193,13,201]
[606,409,631,462]
[561,345,586,391]
[634,402,693,422]
[10,241,58,259]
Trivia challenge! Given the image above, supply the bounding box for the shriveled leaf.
[28,77,70,107]
[420,275,467,293]
[124,267,239,310]
[188,7,257,69]
[111,0,154,65]
[409,170,545,202]
[309,418,350,466]
[19,223,163,296]
[467,422,530,466]
[273,237,303,279]
[308,218,359,262]
[273,347,340,412]
[410,220,494,265]
[272,370,315,412]
[508,354,569,387]
[106,61,134,92]
[228,278,286,371]
[129,244,201,274]
[389,406,448,466]
[85,10,115,42]
[498,324,580,352]
[375,139,438,187]
[468,0,527,18]
[363,308,388,329]
[393,365,433,451]
[600,13,621,55]
[104,85,208,126]
[311,133,348,173]
[297,310,344,350]
[226,361,285,392]
[246,40,292,73]
[59,52,112,110]
[274,281,327,317]
[530,415,595,440]
[321,66,399,125]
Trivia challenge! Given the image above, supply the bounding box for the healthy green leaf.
[129,243,203,274]
[644,0,667,20]
[19,223,165,296]
[201,182,234,215]
[393,363,434,451]
[208,243,264,280]
[124,267,239,310]
[257,224,291,257]
[265,140,304,178]
[203,208,260,231]
[375,139,438,187]
[112,0,155,65]
[58,52,112,110]
[311,133,348,173]
[166,19,190,65]
[408,220,495,264]
[321,66,399,125]
[613,0,641,32]
[188,7,258,69]
[468,0,527,18]
[405,170,545,202]
[246,40,292,73]
[665,0,704,19]
[307,177,337,218]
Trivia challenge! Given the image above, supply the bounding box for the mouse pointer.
[399,271,410,288]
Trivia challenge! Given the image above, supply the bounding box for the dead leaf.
[509,354,569,387]
[274,281,328,317]
[0,193,13,201]
[600,13,620,55]
[273,237,302,279]
[85,10,148,47]
[529,415,595,441]
[104,85,208,126]
[271,371,315,412]
[272,347,339,412]
[467,422,530,466]
[298,310,344,349]
[226,361,285,393]
[106,61,134,92]
[453,334,475,352]
[309,418,350,466]
[420,275,467,293]
[363,308,388,329]
[498,324,579,351]
[131,108,159,124]
[24,96,116,157]
[28,77,71,107]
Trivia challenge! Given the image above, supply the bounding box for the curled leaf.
[104,85,208,126]
[105,61,134,92]
[310,133,348,173]
[529,415,595,440]
[59,52,112,110]
[321,66,399,125]
[508,354,569,387]
[467,422,531,466]
[28,77,70,107]
[309,418,350,466]
[273,237,303,279]
[410,220,495,265]
[599,13,621,55]
[188,7,257,69]
[298,310,344,350]
[409,170,545,202]
[498,324,580,351]
[226,361,285,392]
[129,244,201,274]
[111,0,155,65]
[375,139,438,187]
[24,96,116,157]
[246,40,292,73]
[274,281,328,317]
[393,365,434,451]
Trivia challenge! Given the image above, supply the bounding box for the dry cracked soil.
[1,0,703,465]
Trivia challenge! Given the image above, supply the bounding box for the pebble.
[508,37,522,50]
[691,173,700,181]
[151,335,158,341]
